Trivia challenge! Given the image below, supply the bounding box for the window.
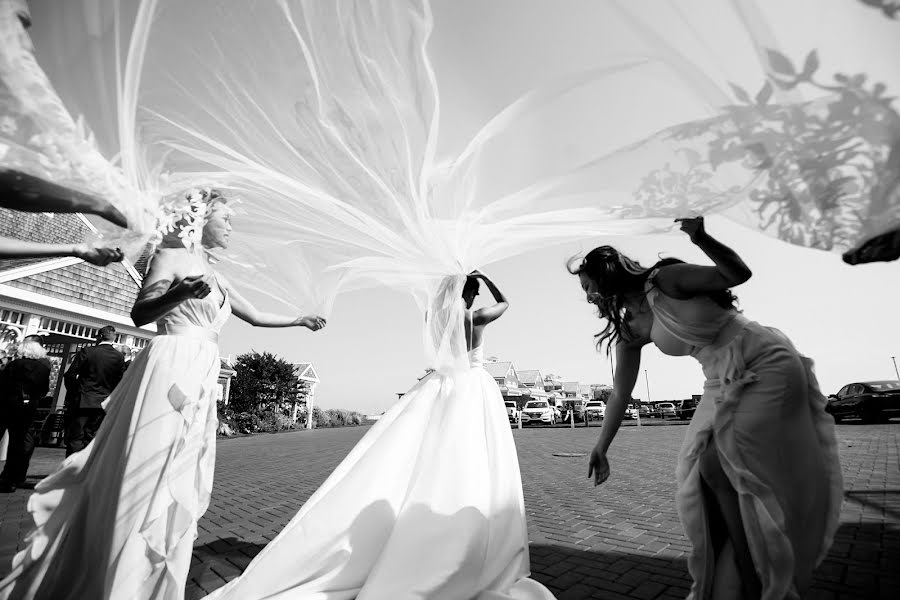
[0,309,26,326]
[39,317,98,341]
[867,381,900,392]
[836,385,850,397]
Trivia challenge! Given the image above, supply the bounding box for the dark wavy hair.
[568,246,738,354]
[462,275,480,298]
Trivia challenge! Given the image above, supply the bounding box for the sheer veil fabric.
[3,0,899,370]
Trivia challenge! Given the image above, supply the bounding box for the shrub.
[325,408,346,427]
[258,410,282,433]
[233,411,262,434]
[312,406,331,428]
[277,413,296,430]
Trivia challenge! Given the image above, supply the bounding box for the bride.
[204,270,554,600]
[0,188,326,600]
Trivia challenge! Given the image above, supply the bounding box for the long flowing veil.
[5,0,900,372]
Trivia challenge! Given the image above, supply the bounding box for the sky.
[215,0,900,415]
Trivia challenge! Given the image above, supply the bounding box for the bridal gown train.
[0,284,231,600]
[205,342,555,600]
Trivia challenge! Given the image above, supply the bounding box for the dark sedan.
[676,398,698,420]
[826,380,900,423]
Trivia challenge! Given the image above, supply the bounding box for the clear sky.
[218,0,900,414]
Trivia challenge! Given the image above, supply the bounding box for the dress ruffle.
[677,317,843,600]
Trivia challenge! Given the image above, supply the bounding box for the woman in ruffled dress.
[571,217,842,600]
[0,189,326,600]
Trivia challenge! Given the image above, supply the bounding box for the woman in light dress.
[203,270,555,600]
[571,216,842,600]
[0,189,326,600]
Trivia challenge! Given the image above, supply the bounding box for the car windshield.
[505,402,516,408]
[868,381,900,391]
[525,402,547,409]
[585,403,602,408]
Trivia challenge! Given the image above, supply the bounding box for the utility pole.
[637,369,652,428]
[893,356,900,381]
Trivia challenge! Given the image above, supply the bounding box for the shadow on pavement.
[188,538,267,599]
[528,544,691,597]
[844,488,900,521]
[529,521,898,599]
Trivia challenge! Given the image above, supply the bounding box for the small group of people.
[0,324,129,492]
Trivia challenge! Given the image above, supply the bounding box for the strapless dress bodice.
[156,290,231,342]
[468,345,484,369]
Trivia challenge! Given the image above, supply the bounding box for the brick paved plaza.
[1,422,897,599]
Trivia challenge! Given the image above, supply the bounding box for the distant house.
[484,360,519,391]
[517,369,554,404]
[217,357,237,405]
[484,359,530,405]
[544,374,563,394]
[291,362,320,428]
[517,370,545,390]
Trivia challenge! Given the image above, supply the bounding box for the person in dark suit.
[63,325,125,456]
[0,336,51,492]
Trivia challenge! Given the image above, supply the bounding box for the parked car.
[676,398,699,420]
[521,400,556,425]
[657,402,677,419]
[504,401,519,425]
[638,405,651,418]
[826,380,900,423]
[583,401,605,421]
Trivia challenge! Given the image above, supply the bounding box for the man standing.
[63,325,125,456]
[0,334,51,492]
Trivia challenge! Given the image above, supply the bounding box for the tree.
[592,387,611,402]
[229,351,299,415]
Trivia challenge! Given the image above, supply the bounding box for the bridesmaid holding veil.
[572,217,842,600]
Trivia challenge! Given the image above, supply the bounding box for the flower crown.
[151,187,221,250]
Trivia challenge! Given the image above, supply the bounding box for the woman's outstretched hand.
[675,216,706,243]
[297,315,327,331]
[588,446,611,486]
[73,243,124,266]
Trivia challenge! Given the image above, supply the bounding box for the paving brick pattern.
[1,423,897,599]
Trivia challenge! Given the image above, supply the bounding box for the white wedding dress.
[204,321,555,600]
[0,280,231,600]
